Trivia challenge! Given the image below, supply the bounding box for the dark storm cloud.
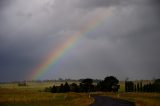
[0,0,160,81]
[72,0,160,80]
[77,0,123,8]
[77,0,147,8]
[151,0,160,5]
[0,0,11,8]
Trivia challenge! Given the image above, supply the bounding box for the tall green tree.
[153,79,160,92]
[134,84,137,92]
[125,81,134,92]
[97,76,119,92]
[140,82,143,92]
[137,83,140,92]
[58,84,64,93]
[63,82,70,92]
[80,78,94,92]
[51,85,57,93]
[70,83,79,92]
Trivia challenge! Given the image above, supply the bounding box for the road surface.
[90,96,135,106]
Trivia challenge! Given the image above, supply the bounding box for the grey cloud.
[0,0,160,81]
[0,0,12,8]
[76,0,148,9]
[77,0,123,8]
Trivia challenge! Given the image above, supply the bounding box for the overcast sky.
[0,0,160,81]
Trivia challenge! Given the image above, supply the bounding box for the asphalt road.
[90,96,135,106]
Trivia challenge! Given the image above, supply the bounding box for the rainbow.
[28,8,114,80]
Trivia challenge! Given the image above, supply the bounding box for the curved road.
[90,96,135,106]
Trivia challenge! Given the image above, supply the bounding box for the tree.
[79,78,94,92]
[143,83,152,92]
[63,82,70,92]
[140,82,143,92]
[70,83,79,92]
[153,79,160,92]
[104,76,119,91]
[58,84,64,93]
[44,87,52,92]
[134,84,137,92]
[112,84,120,92]
[97,76,119,92]
[51,85,57,93]
[125,81,134,92]
[137,83,140,92]
[96,81,104,91]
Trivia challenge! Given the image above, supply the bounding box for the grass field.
[0,88,92,106]
[0,81,80,91]
[0,81,160,106]
[0,82,92,106]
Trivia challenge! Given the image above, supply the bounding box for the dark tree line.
[18,82,27,86]
[125,79,160,93]
[45,76,120,93]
